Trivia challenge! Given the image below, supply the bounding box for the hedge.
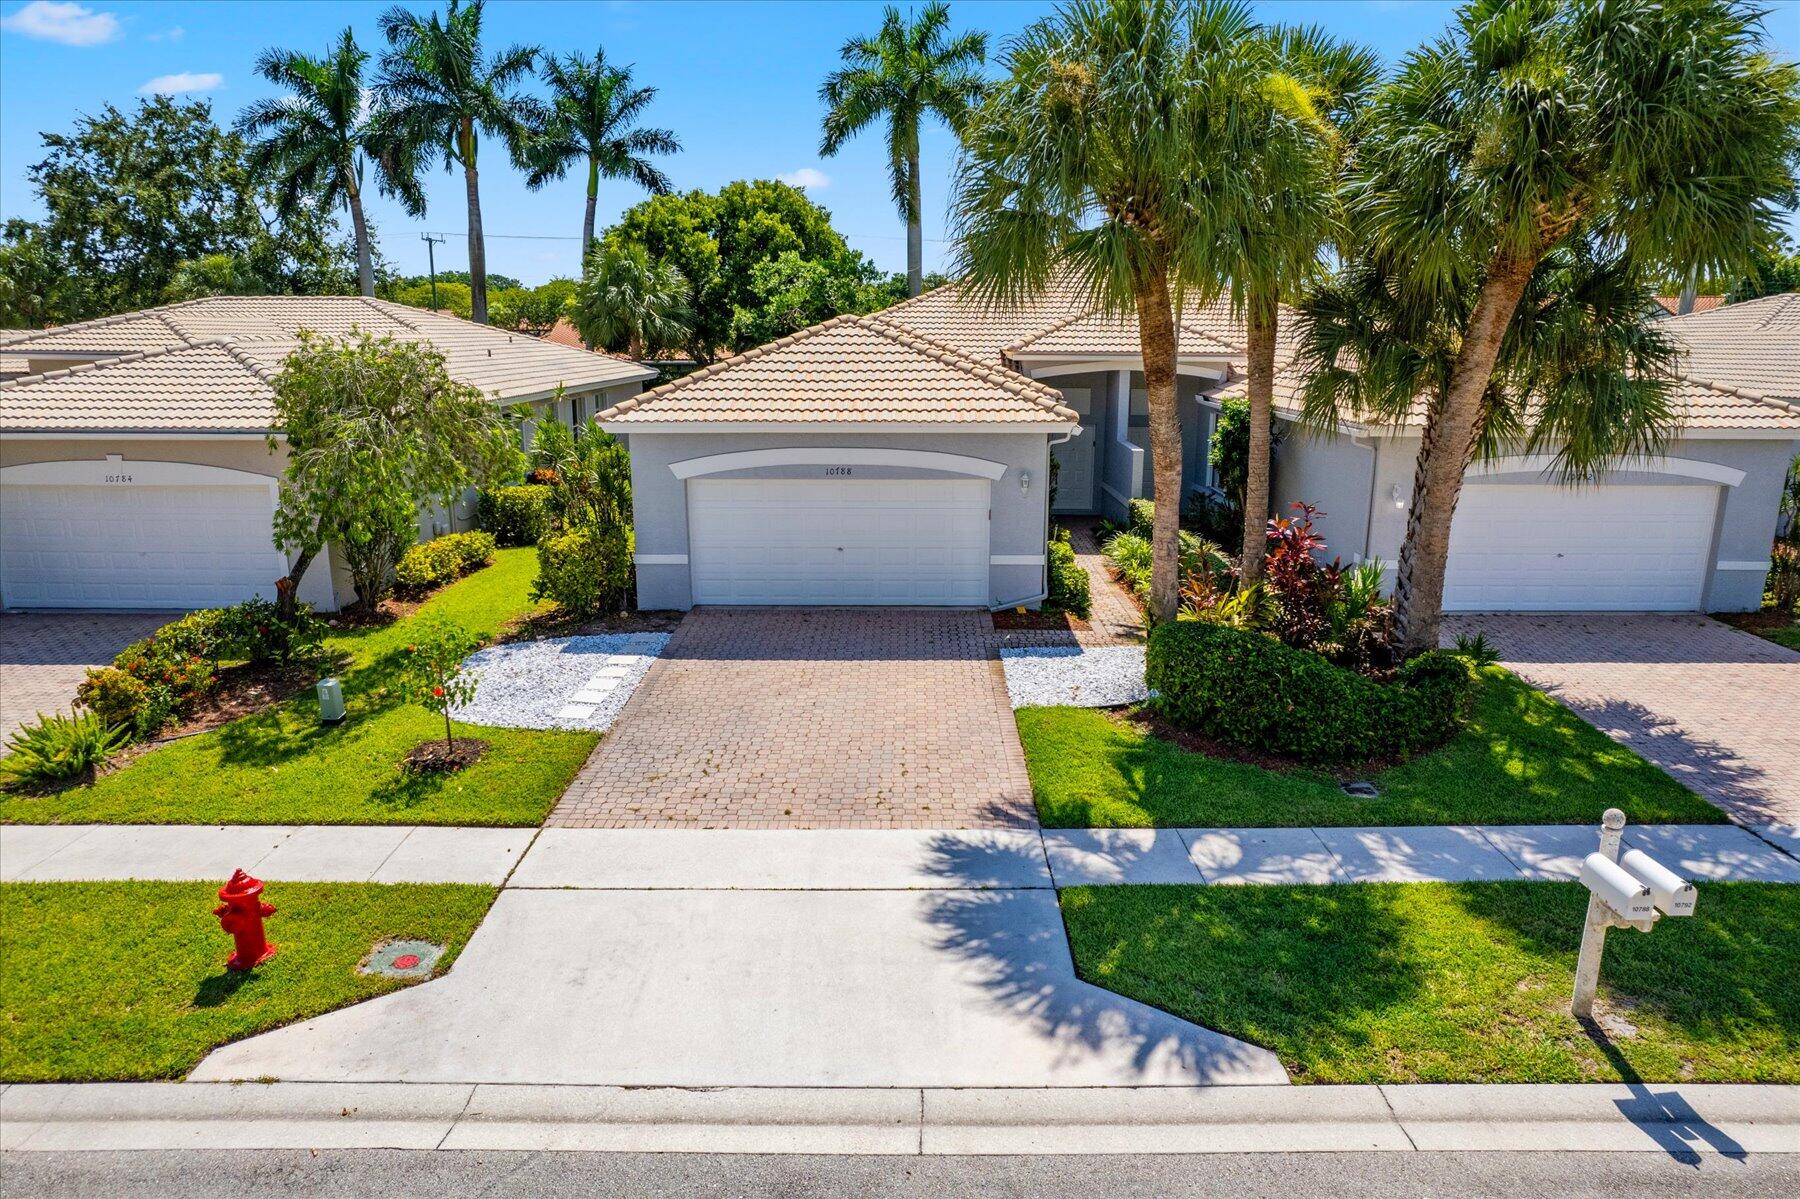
[476,485,555,546]
[1045,528,1091,618]
[1146,620,1477,766]
[394,531,497,595]
[532,524,632,617]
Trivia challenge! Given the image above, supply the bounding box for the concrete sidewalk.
[6,822,1795,886]
[4,1081,1795,1155]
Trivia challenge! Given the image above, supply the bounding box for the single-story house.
[604,283,1798,614]
[0,295,654,610]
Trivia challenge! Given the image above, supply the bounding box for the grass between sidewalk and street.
[0,549,598,827]
[0,880,496,1082]
[1062,881,1799,1085]
[1019,666,1724,828]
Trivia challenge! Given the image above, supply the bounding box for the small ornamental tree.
[269,331,524,615]
[401,616,482,753]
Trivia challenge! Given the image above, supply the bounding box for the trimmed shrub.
[211,597,325,666]
[74,667,152,738]
[395,531,497,594]
[1128,497,1157,536]
[112,634,215,736]
[2,709,131,788]
[1045,528,1091,618]
[532,524,633,618]
[1147,621,1477,766]
[476,485,555,546]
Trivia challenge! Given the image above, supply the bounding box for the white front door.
[686,477,990,606]
[1050,386,1095,513]
[0,481,288,609]
[1443,482,1717,612]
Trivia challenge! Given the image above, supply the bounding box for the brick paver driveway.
[0,612,172,746]
[550,607,1036,829]
[1445,614,1800,834]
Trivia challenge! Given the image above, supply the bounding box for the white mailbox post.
[1572,808,1698,1018]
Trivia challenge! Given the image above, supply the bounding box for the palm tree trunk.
[461,122,488,325]
[346,176,375,298]
[583,156,600,263]
[905,147,923,297]
[1131,259,1184,624]
[1392,247,1539,655]
[1238,286,1278,586]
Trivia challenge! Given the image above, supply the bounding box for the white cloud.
[777,167,831,190]
[138,71,223,96]
[0,1,122,46]
[146,24,184,42]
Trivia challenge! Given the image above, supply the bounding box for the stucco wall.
[620,429,1054,610]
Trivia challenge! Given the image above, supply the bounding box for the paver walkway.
[1444,614,1800,849]
[0,612,171,746]
[548,608,1035,829]
[985,519,1145,651]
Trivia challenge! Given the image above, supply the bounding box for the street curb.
[4,1082,1797,1155]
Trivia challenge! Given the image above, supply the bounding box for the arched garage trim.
[1468,454,1745,488]
[0,455,280,492]
[669,447,1008,480]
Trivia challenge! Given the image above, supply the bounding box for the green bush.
[2,709,131,788]
[74,668,152,738]
[1128,498,1156,536]
[532,524,633,618]
[476,485,556,546]
[112,635,215,736]
[1045,528,1091,618]
[1147,621,1477,766]
[211,597,325,666]
[394,531,497,594]
[1102,529,1229,603]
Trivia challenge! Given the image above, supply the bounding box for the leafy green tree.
[819,2,987,295]
[0,221,77,328]
[387,279,474,318]
[376,0,542,325]
[574,241,691,358]
[952,0,1257,622]
[163,254,268,302]
[526,46,681,254]
[238,28,424,296]
[268,331,524,616]
[389,269,522,290]
[489,278,577,335]
[1725,238,1800,303]
[401,616,482,753]
[1343,0,1800,654]
[729,249,891,346]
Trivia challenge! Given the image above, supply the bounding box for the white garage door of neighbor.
[1,482,287,609]
[1443,482,1716,612]
[687,477,991,606]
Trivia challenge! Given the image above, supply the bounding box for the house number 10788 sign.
[824,466,853,476]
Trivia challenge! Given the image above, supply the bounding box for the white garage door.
[1443,482,1716,612]
[687,477,990,606]
[1,481,287,609]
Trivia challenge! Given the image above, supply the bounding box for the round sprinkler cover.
[359,939,444,979]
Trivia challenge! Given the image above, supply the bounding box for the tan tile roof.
[598,313,1079,425]
[1663,292,1800,412]
[1005,305,1246,357]
[0,296,653,433]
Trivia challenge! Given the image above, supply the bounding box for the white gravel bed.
[998,645,1148,709]
[452,632,670,732]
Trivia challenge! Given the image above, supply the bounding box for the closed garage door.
[687,477,990,605]
[1443,482,1716,612]
[1,481,287,609]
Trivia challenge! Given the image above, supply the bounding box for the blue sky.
[3,0,1797,287]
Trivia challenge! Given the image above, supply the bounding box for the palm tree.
[375,0,541,325]
[820,2,987,297]
[238,29,422,296]
[1346,0,1799,654]
[952,0,1256,622]
[526,48,681,257]
[573,241,690,360]
[1225,26,1378,587]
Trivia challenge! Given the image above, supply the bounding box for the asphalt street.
[3,1150,1791,1198]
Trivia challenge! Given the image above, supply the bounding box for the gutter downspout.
[1353,433,1380,566]
[992,425,1082,611]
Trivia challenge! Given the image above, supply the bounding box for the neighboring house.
[604,281,1799,614]
[1653,294,1725,317]
[0,296,653,611]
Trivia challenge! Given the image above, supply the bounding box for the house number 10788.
[824,466,853,476]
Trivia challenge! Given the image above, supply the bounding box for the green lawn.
[0,880,496,1081]
[0,548,599,826]
[1020,666,1724,828]
[1061,881,1799,1084]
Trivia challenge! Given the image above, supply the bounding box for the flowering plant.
[399,616,481,752]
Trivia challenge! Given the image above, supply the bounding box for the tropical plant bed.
[0,880,496,1082]
[1018,665,1724,828]
[1060,881,1800,1084]
[0,548,598,827]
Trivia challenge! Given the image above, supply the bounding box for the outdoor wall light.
[1390,484,1406,508]
[1020,470,1032,495]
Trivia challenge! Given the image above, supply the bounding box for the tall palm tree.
[1346,0,1799,654]
[1226,26,1378,587]
[573,241,691,360]
[238,29,423,296]
[375,0,541,325]
[820,2,987,296]
[953,0,1256,622]
[526,48,681,256]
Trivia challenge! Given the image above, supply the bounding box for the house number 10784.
[824,466,853,476]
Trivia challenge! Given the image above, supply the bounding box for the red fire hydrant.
[214,868,278,971]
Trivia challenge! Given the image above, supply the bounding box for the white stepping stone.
[555,703,597,721]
